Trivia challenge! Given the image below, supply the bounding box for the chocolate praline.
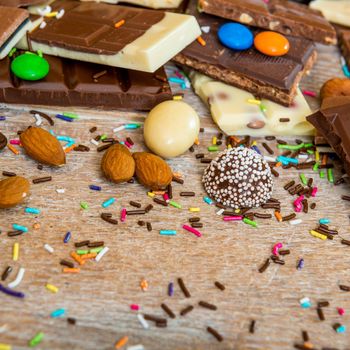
[202,147,273,209]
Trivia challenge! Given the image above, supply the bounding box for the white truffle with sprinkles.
[202,147,273,209]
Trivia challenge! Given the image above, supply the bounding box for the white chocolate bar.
[310,0,350,27]
[190,72,314,136]
[79,0,183,9]
[17,11,201,73]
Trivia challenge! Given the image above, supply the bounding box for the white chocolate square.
[190,72,314,136]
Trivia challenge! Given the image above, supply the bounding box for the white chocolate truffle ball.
[144,100,200,158]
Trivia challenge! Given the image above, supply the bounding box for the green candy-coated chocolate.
[10,53,49,81]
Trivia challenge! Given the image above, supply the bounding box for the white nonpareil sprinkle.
[113,126,125,133]
[298,154,309,160]
[56,9,65,19]
[90,139,99,146]
[44,244,54,253]
[56,188,65,194]
[127,345,144,350]
[137,314,149,329]
[39,21,47,29]
[8,267,25,289]
[289,219,302,225]
[216,208,224,215]
[203,148,273,209]
[95,247,109,262]
[34,113,42,126]
[264,156,276,162]
[37,5,51,16]
[201,26,210,33]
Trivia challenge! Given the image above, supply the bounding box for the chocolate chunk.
[173,1,317,106]
[307,99,350,176]
[0,55,172,110]
[0,132,7,151]
[198,0,336,45]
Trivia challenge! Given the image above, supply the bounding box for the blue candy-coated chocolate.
[218,23,253,51]
[10,53,49,81]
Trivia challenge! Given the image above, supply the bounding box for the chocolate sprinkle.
[198,301,217,310]
[178,278,191,298]
[214,281,225,291]
[249,320,256,334]
[180,305,194,316]
[2,171,16,177]
[259,259,270,273]
[60,259,74,268]
[161,303,176,319]
[32,176,52,184]
[1,266,12,281]
[207,326,223,342]
[129,201,141,208]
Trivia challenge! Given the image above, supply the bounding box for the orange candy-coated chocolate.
[254,31,290,56]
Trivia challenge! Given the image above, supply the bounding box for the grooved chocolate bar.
[18,0,201,72]
[198,0,336,45]
[173,2,317,106]
[0,54,172,110]
[307,98,350,175]
[80,0,184,9]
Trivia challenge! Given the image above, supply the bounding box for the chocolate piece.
[198,0,336,45]
[306,100,350,176]
[0,0,46,6]
[338,27,350,69]
[0,6,32,59]
[190,72,314,134]
[174,3,317,106]
[18,0,201,72]
[0,132,7,151]
[0,54,172,110]
[310,1,350,28]
[80,0,184,9]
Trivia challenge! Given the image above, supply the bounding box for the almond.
[320,78,350,101]
[101,144,135,183]
[0,176,30,208]
[20,126,66,166]
[133,152,172,190]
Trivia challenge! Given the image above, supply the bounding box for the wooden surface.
[1,44,350,350]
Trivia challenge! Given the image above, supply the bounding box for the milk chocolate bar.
[198,0,336,45]
[0,0,48,6]
[0,6,32,59]
[173,3,317,106]
[80,0,184,9]
[17,0,201,73]
[190,72,314,136]
[338,27,350,69]
[306,99,350,175]
[0,54,172,110]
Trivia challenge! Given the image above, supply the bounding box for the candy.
[10,53,49,81]
[254,31,290,57]
[217,23,253,50]
[144,101,200,158]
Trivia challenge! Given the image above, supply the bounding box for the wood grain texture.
[0,43,350,350]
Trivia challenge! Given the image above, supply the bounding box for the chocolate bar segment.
[198,0,336,45]
[338,27,350,69]
[306,99,350,175]
[173,3,316,106]
[0,54,172,110]
[0,0,47,6]
[18,0,201,72]
[79,0,184,9]
[0,6,32,59]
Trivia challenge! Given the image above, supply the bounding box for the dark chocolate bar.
[0,54,172,110]
[198,0,336,45]
[173,2,317,106]
[306,98,350,175]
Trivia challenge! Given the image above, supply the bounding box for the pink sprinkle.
[120,208,127,222]
[294,195,304,206]
[174,71,184,79]
[163,193,169,202]
[294,205,302,213]
[9,139,21,145]
[311,187,318,197]
[338,307,345,316]
[302,90,317,98]
[130,304,140,311]
[272,242,283,256]
[182,224,202,237]
[124,140,132,148]
[223,216,243,221]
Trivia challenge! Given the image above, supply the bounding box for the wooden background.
[1,43,350,350]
